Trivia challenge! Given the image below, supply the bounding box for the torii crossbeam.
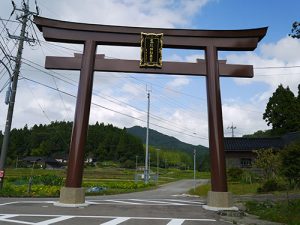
[34,16,267,208]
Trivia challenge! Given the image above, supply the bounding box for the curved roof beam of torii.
[34,16,267,51]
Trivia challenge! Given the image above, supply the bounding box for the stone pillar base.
[206,191,235,209]
[55,187,88,207]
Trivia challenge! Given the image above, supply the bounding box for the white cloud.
[261,36,300,63]
[152,108,209,146]
[166,76,190,89]
[121,82,145,97]
[222,102,268,137]
[227,36,300,95]
[49,0,209,28]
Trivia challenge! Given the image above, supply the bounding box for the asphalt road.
[0,179,231,225]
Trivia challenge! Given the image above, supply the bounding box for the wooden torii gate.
[34,16,267,208]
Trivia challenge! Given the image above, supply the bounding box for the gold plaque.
[140,32,163,68]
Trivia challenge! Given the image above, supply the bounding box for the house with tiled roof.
[21,156,62,169]
[224,131,300,168]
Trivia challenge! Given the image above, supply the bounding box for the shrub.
[227,168,244,181]
[9,174,63,186]
[257,179,285,193]
[122,160,135,169]
[280,142,300,188]
[241,170,260,184]
[37,174,63,186]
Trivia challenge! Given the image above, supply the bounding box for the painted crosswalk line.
[0,214,217,225]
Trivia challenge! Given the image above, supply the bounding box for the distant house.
[224,132,300,168]
[52,153,68,164]
[21,156,62,169]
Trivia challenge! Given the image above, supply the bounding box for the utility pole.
[0,0,37,189]
[227,122,236,137]
[144,89,151,184]
[193,149,196,191]
[156,148,160,183]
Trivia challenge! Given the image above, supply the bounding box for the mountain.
[126,126,208,155]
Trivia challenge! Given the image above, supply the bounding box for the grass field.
[0,167,210,197]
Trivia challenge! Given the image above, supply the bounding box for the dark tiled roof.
[22,156,58,163]
[224,137,283,151]
[224,131,300,151]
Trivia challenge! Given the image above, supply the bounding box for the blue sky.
[0,0,300,147]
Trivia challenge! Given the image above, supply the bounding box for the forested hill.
[0,121,144,165]
[126,126,208,155]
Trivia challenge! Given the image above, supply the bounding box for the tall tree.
[263,84,300,135]
[289,21,300,39]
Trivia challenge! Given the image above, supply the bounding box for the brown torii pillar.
[34,16,267,207]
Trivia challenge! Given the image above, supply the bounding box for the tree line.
[0,121,144,167]
[0,121,195,169]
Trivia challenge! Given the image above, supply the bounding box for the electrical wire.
[21,58,203,135]
[254,65,300,69]
[20,76,208,140]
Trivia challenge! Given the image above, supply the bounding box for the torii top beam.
[34,16,267,50]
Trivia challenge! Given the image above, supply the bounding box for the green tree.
[253,148,281,180]
[263,84,300,135]
[280,142,300,187]
[289,21,300,39]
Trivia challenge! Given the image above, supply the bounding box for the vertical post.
[65,40,97,188]
[205,45,227,192]
[144,92,150,184]
[59,40,97,205]
[135,155,138,182]
[0,4,29,189]
[194,149,196,191]
[156,148,159,182]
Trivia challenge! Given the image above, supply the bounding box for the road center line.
[100,217,130,225]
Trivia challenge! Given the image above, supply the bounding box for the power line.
[21,76,208,140]
[21,58,203,135]
[254,65,300,69]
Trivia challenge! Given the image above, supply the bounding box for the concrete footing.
[205,191,235,210]
[55,187,87,207]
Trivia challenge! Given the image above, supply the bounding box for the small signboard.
[140,32,163,68]
[0,170,4,178]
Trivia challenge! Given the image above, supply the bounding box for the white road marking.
[0,199,204,207]
[0,215,34,224]
[129,199,186,205]
[100,217,130,225]
[0,214,18,219]
[35,216,74,225]
[166,219,185,225]
[162,199,204,205]
[105,200,143,205]
[0,214,217,223]
[0,201,55,206]
[0,201,20,206]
